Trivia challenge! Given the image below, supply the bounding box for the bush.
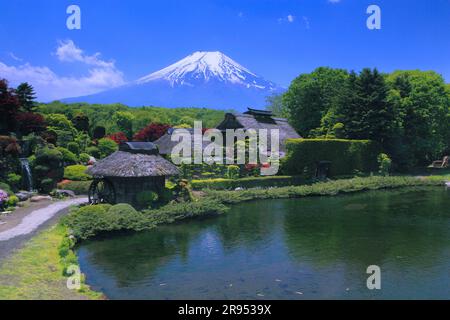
[33,146,64,194]
[6,195,19,207]
[136,191,159,209]
[64,165,91,181]
[378,153,392,176]
[226,165,240,179]
[282,139,381,177]
[7,173,22,192]
[57,180,92,195]
[0,182,13,195]
[79,153,91,164]
[57,147,78,165]
[97,138,118,158]
[191,176,304,190]
[85,146,101,159]
[40,178,56,194]
[92,126,106,140]
[66,142,80,155]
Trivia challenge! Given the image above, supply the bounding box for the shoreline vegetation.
[0,175,448,300]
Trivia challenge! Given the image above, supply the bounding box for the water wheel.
[88,178,116,205]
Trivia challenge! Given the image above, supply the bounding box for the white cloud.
[55,40,115,68]
[9,52,23,62]
[0,40,125,101]
[278,14,295,24]
[328,0,341,3]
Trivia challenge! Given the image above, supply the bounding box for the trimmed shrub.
[79,153,90,164]
[6,195,19,207]
[40,178,55,194]
[97,138,118,158]
[226,165,240,179]
[64,165,91,181]
[282,139,381,177]
[33,147,64,194]
[191,175,304,190]
[66,142,80,155]
[85,146,101,159]
[57,147,78,165]
[136,191,159,209]
[6,173,22,192]
[0,182,13,195]
[57,180,92,195]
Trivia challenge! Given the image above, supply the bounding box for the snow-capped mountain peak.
[137,51,275,90]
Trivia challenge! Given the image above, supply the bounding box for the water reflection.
[78,187,450,299]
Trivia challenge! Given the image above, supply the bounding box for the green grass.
[0,225,103,300]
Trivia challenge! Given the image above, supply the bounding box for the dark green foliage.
[85,146,101,159]
[6,173,22,192]
[191,175,304,190]
[0,182,13,194]
[33,146,64,193]
[16,82,36,112]
[281,139,381,177]
[71,113,90,132]
[79,153,91,164]
[66,142,80,155]
[64,165,91,181]
[56,147,78,165]
[93,126,106,140]
[39,178,55,194]
[136,191,159,209]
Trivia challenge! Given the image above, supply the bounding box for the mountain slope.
[63,51,284,111]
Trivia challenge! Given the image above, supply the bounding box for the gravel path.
[0,197,87,263]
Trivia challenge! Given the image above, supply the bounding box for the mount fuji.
[63,51,284,111]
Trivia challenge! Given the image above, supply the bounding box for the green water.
[77,187,450,299]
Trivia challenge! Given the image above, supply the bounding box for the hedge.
[191,175,304,190]
[281,138,381,177]
[64,165,91,181]
[57,180,92,195]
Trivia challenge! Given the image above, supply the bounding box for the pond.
[77,187,450,299]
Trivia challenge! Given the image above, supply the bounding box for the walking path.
[0,197,87,262]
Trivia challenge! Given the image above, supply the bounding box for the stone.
[30,195,52,202]
[55,189,76,198]
[16,191,35,202]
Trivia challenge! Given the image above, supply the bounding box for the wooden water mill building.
[86,142,179,207]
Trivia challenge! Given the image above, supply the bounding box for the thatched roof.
[216,110,301,152]
[87,150,180,178]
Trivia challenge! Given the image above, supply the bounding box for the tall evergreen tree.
[16,82,36,112]
[338,68,395,145]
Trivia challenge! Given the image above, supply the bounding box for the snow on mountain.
[63,51,284,111]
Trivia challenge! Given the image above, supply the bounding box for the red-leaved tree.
[133,123,171,142]
[0,79,20,134]
[107,132,129,145]
[16,112,47,135]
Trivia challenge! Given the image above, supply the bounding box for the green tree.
[113,111,135,139]
[266,94,286,117]
[16,82,36,112]
[98,138,118,158]
[338,68,395,145]
[282,67,348,137]
[386,70,450,167]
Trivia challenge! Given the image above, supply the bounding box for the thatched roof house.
[86,142,179,207]
[154,108,301,157]
[87,142,179,177]
[216,108,301,153]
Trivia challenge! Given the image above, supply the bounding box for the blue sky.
[1,0,449,101]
